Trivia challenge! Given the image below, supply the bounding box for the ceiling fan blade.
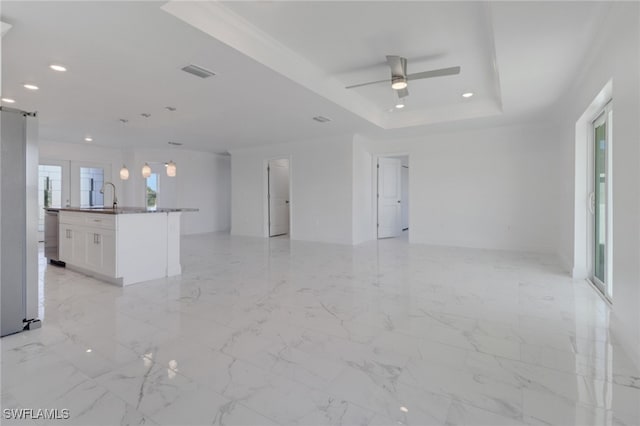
[397,88,409,98]
[386,55,407,77]
[345,78,391,89]
[407,66,461,81]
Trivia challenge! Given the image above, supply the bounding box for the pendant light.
[166,160,177,177]
[119,165,130,180]
[142,162,151,178]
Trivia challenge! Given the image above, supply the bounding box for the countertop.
[46,207,198,215]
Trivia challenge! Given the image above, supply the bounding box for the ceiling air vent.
[312,116,331,123]
[181,64,216,79]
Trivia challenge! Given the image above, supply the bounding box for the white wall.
[39,141,231,235]
[352,136,373,245]
[230,135,354,244]
[358,123,561,252]
[122,148,230,235]
[554,3,640,366]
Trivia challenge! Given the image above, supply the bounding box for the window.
[146,173,159,210]
[80,167,104,207]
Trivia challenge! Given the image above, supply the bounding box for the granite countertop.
[46,207,198,215]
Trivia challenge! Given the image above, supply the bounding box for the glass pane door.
[593,121,607,285]
[591,104,612,299]
[38,165,63,233]
[80,167,104,207]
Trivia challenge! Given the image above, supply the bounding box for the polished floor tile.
[1,233,639,425]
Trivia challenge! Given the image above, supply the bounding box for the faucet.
[100,181,118,209]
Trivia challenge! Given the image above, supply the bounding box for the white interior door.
[401,165,409,230]
[268,159,290,237]
[377,157,402,238]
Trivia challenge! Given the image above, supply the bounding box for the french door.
[590,105,612,299]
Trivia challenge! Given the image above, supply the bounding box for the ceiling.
[1,1,609,152]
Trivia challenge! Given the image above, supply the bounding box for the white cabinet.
[84,229,116,276]
[59,213,117,279]
[60,224,86,266]
[85,231,101,271]
[58,210,182,286]
[59,225,73,262]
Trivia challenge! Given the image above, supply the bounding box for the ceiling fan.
[345,55,461,98]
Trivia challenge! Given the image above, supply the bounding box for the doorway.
[589,103,613,299]
[377,155,409,239]
[267,158,290,237]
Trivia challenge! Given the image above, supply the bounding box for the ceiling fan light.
[142,163,151,178]
[391,78,407,90]
[395,101,405,109]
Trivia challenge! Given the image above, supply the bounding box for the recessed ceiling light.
[86,348,92,353]
[462,92,474,98]
[23,84,39,90]
[395,100,405,109]
[84,137,93,142]
[49,64,67,72]
[1,98,15,103]
[400,406,409,413]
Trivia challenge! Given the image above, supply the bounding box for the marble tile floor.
[1,233,639,426]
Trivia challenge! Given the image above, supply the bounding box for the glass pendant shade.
[166,160,177,177]
[119,165,129,180]
[142,163,151,178]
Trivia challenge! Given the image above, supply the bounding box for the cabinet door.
[60,225,86,267]
[85,229,116,277]
[85,231,102,271]
[71,227,86,267]
[59,224,73,262]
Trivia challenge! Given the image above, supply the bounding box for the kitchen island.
[53,207,197,286]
